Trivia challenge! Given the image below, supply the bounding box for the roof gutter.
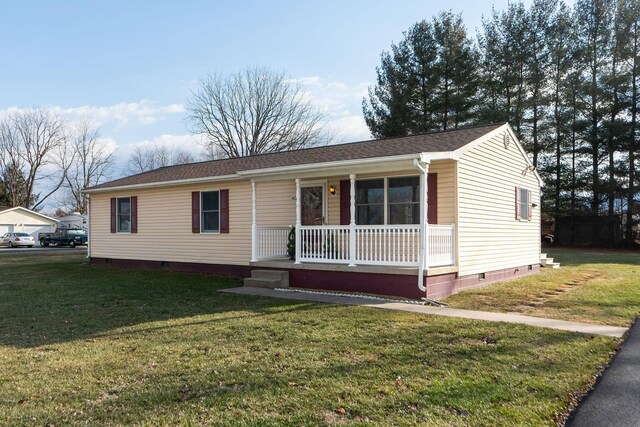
[237,153,424,178]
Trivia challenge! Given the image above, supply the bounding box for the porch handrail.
[256,226,290,260]
[427,224,456,267]
[256,223,456,268]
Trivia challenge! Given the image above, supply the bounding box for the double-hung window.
[356,176,420,225]
[116,197,131,232]
[388,176,419,224]
[356,179,384,225]
[201,191,220,232]
[516,187,532,221]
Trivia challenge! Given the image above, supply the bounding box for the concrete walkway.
[566,320,640,426]
[222,287,627,338]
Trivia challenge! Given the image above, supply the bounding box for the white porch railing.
[354,225,420,266]
[256,226,290,260]
[257,224,456,267]
[299,225,351,263]
[427,224,456,267]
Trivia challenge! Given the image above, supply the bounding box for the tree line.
[363,0,640,245]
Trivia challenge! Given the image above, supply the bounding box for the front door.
[301,185,324,225]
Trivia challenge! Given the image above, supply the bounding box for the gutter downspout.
[414,159,430,293]
[86,194,91,260]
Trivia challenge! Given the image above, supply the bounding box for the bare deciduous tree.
[0,108,67,209]
[126,144,196,174]
[60,120,114,214]
[186,67,329,159]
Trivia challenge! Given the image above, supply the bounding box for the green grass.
[444,248,640,327]
[0,252,621,426]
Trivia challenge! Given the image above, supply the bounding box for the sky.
[0,0,527,182]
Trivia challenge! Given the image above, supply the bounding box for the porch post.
[348,173,356,266]
[295,178,302,264]
[421,161,430,271]
[251,181,257,262]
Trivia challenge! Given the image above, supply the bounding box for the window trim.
[355,174,421,225]
[355,178,385,225]
[200,189,221,233]
[517,187,532,222]
[116,196,132,234]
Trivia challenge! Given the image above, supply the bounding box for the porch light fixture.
[329,185,336,195]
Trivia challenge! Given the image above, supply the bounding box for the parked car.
[0,232,35,248]
[39,227,88,248]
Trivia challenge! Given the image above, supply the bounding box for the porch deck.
[250,258,458,276]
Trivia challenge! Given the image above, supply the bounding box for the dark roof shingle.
[89,123,503,191]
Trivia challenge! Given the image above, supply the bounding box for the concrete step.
[541,253,547,259]
[540,259,561,269]
[243,277,283,289]
[251,270,289,287]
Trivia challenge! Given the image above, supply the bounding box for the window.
[356,179,384,225]
[355,176,421,225]
[201,191,220,232]
[517,187,532,221]
[388,176,419,224]
[116,197,131,232]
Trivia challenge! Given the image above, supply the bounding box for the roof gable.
[0,207,59,223]
[452,124,543,186]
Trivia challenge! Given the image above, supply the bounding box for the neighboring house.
[84,123,542,299]
[58,212,88,231]
[0,207,59,241]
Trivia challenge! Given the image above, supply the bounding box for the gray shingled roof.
[88,123,503,190]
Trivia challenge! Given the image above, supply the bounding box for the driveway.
[566,320,640,426]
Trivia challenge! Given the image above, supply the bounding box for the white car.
[0,232,35,248]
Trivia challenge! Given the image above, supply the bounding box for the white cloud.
[117,133,203,158]
[58,100,185,126]
[325,115,371,144]
[292,76,372,143]
[0,100,185,127]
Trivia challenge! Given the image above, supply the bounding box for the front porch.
[248,158,458,275]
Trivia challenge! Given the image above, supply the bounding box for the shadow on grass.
[75,320,606,426]
[0,253,322,348]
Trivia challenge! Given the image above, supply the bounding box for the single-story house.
[0,207,59,240]
[84,123,542,299]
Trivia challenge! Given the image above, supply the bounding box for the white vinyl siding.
[457,130,541,276]
[90,180,251,266]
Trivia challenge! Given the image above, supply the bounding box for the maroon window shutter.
[339,180,350,225]
[192,191,200,233]
[515,187,521,220]
[110,198,116,233]
[220,189,229,233]
[527,190,532,221]
[427,173,438,224]
[130,196,138,233]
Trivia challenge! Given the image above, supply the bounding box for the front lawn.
[444,248,640,327]
[0,252,619,426]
